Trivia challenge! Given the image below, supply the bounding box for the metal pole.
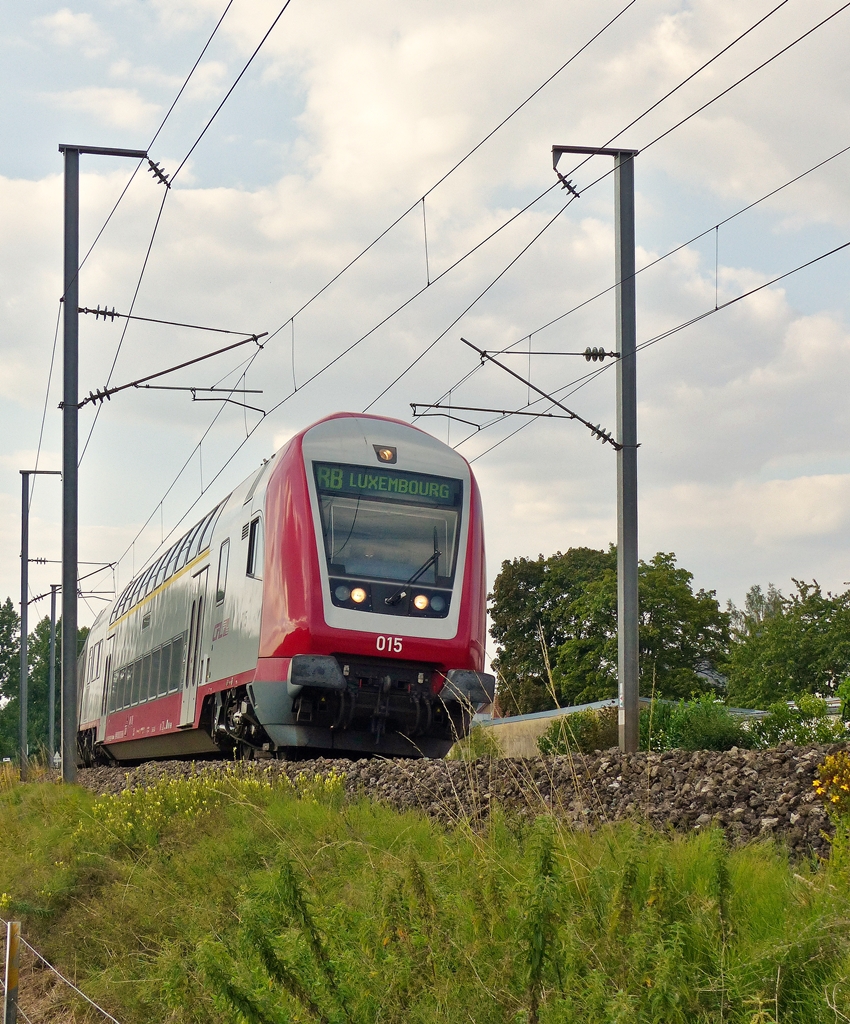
[614,152,639,753]
[3,920,20,1024]
[59,143,146,784]
[551,144,640,752]
[62,146,80,784]
[49,584,58,762]
[19,474,29,783]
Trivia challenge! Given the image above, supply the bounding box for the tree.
[725,580,850,707]
[556,552,729,706]
[488,547,615,715]
[0,598,89,761]
[0,597,20,758]
[489,550,730,715]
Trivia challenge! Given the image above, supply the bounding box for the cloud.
[41,87,161,128]
[34,8,111,58]
[5,0,850,618]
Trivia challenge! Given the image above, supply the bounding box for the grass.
[2,765,850,1023]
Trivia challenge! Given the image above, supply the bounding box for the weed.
[814,751,850,817]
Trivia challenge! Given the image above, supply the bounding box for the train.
[76,412,495,763]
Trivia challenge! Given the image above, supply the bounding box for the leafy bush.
[638,699,674,751]
[666,694,752,751]
[748,694,848,748]
[447,724,502,760]
[538,698,750,755]
[537,705,618,754]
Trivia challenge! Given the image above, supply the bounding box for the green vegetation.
[3,766,850,1023]
[538,695,849,756]
[0,599,88,760]
[726,581,850,707]
[446,722,503,760]
[489,550,850,717]
[490,549,729,714]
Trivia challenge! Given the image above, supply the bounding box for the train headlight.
[430,594,446,613]
[413,594,429,610]
[335,585,351,601]
[350,587,368,604]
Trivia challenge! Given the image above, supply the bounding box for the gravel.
[77,741,846,856]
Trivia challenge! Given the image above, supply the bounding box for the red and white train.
[76,413,494,763]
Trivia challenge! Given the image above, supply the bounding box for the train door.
[97,634,115,742]
[180,567,209,728]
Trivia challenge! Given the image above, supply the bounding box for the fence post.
[3,920,20,1024]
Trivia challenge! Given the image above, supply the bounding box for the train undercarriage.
[81,654,493,765]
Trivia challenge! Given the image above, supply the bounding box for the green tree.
[556,552,729,705]
[0,599,88,761]
[0,597,20,758]
[726,580,850,707]
[488,547,616,715]
[489,550,729,714]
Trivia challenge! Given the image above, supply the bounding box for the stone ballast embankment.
[78,742,844,856]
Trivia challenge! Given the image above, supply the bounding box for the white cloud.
[4,0,850,618]
[41,87,161,128]
[34,8,111,58]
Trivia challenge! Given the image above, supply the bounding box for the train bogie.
[77,413,494,764]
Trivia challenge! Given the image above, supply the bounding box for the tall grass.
[1,767,850,1023]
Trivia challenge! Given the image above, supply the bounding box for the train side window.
[101,656,111,715]
[197,501,224,554]
[164,540,181,581]
[246,517,263,579]
[216,539,230,604]
[169,634,185,693]
[150,648,161,698]
[107,667,118,713]
[129,660,140,706]
[88,641,102,681]
[158,643,172,697]
[176,525,198,571]
[183,518,205,565]
[121,667,131,710]
[140,653,153,703]
[153,552,169,589]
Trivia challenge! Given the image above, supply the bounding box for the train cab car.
[77,413,494,764]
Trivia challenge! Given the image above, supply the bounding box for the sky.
[1,0,850,642]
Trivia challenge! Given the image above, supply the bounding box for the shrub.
[748,693,848,748]
[667,694,752,751]
[447,724,502,760]
[639,699,674,751]
[537,705,618,755]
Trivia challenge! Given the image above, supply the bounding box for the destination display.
[314,462,462,506]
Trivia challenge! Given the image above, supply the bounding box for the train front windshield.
[314,462,462,586]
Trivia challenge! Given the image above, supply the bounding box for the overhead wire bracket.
[460,337,621,450]
[70,332,268,409]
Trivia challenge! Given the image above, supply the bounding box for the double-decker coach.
[76,413,494,763]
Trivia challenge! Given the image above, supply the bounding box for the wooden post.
[3,920,20,1024]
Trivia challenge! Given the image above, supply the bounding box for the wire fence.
[1,917,122,1024]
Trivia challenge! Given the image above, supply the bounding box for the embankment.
[79,740,843,856]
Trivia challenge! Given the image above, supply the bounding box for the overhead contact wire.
[466,239,850,461]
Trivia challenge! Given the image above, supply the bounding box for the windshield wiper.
[384,548,442,606]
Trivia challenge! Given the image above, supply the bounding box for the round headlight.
[430,595,446,613]
[413,593,429,611]
[350,587,368,604]
[335,585,351,601]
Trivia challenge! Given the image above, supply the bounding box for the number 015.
[376,636,403,653]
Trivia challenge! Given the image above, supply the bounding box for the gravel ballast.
[77,742,845,856]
